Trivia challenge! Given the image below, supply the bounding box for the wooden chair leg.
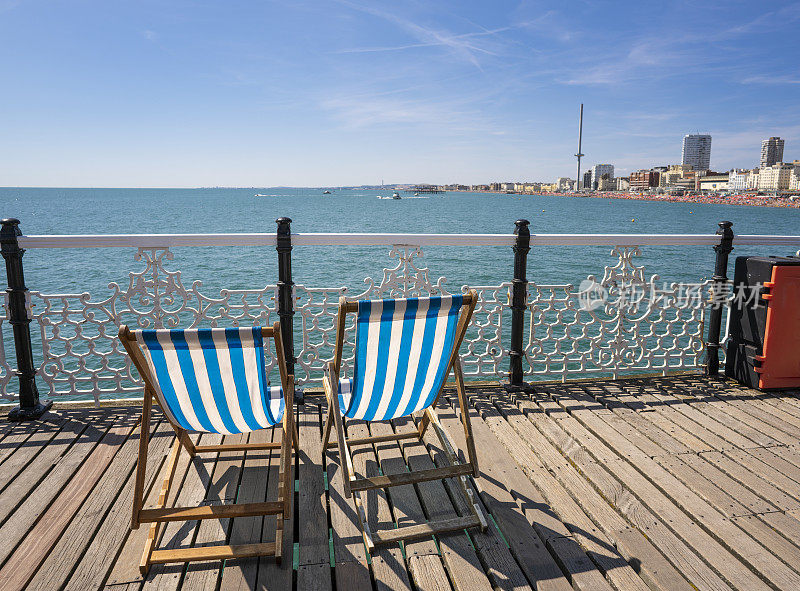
[131,388,152,530]
[326,368,352,497]
[140,435,183,575]
[453,357,479,476]
[322,400,335,450]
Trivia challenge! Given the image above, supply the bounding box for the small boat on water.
[392,192,401,199]
[254,194,268,197]
[323,190,331,194]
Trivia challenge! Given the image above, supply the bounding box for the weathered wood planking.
[0,410,122,567]
[434,395,576,591]
[180,431,250,589]
[67,418,174,591]
[3,378,800,590]
[549,386,797,590]
[296,402,333,591]
[218,426,275,591]
[347,418,413,591]
[0,418,136,590]
[255,408,296,590]
[326,416,371,591]
[27,418,169,591]
[468,393,618,591]
[368,418,454,591]
[394,414,507,591]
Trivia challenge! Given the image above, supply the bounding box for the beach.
[541,191,800,208]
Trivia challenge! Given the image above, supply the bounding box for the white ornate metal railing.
[525,246,716,381]
[2,231,800,403]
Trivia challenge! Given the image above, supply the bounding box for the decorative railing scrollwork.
[524,246,715,380]
[0,240,728,402]
[1,247,280,401]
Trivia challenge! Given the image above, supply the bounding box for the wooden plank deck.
[1,375,800,590]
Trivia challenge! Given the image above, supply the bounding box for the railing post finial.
[506,219,534,393]
[275,217,301,403]
[706,220,734,377]
[1,218,52,420]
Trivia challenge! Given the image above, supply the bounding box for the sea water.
[4,187,799,297]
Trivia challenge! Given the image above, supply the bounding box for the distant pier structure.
[405,184,444,194]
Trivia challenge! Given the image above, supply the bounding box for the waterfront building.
[595,175,614,191]
[590,164,614,189]
[698,174,729,192]
[760,137,785,168]
[629,170,660,191]
[789,167,800,191]
[747,169,760,190]
[615,177,630,191]
[489,182,502,191]
[659,164,694,187]
[681,134,712,171]
[659,171,682,187]
[556,177,573,192]
[790,170,800,191]
[728,169,749,192]
[582,170,592,190]
[757,162,794,191]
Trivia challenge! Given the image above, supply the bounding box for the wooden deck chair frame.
[118,322,298,575]
[321,291,487,552]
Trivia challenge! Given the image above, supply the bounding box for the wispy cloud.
[516,10,576,43]
[0,0,21,13]
[141,30,157,42]
[334,27,509,57]
[320,95,467,129]
[334,1,508,70]
[722,2,800,37]
[742,75,800,85]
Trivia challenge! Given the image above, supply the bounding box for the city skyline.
[1,1,799,187]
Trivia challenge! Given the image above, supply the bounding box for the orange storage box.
[755,264,800,389]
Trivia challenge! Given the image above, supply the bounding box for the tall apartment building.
[760,137,785,168]
[582,171,592,190]
[681,134,712,172]
[590,164,614,189]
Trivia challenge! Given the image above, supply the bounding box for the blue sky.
[1,1,799,187]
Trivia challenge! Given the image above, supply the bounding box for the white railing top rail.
[16,232,800,249]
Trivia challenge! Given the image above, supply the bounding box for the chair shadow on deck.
[434,397,627,567]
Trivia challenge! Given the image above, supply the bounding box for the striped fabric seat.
[134,327,283,434]
[338,294,464,421]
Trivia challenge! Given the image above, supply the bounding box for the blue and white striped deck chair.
[118,322,296,574]
[321,291,487,551]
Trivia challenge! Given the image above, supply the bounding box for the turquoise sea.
[4,187,800,298]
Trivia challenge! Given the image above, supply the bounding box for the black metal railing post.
[276,217,301,402]
[706,220,734,377]
[506,219,533,393]
[1,218,52,420]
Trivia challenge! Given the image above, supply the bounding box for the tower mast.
[575,103,584,192]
